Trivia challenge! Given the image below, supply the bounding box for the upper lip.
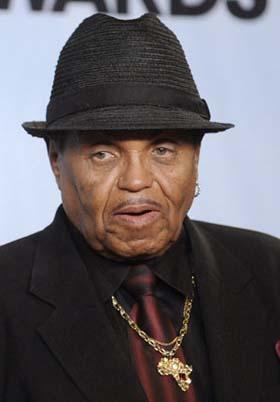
[113,203,160,215]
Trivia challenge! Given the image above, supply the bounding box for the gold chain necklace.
[111,277,194,392]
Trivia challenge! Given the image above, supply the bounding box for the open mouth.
[113,205,161,225]
[118,209,153,216]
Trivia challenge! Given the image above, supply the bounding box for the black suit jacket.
[0,209,279,402]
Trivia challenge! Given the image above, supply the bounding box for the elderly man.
[0,13,279,402]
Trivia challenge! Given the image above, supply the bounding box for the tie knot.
[123,264,157,299]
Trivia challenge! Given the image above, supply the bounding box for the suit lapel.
[186,220,266,402]
[29,209,145,402]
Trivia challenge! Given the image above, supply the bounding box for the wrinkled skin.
[48,131,201,261]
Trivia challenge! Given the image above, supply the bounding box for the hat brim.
[22,105,234,137]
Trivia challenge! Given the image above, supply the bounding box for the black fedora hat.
[22,13,234,137]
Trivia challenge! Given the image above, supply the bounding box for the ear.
[47,140,62,190]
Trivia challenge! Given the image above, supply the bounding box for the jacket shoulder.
[0,231,40,267]
[192,220,280,284]
[193,220,280,250]
[0,232,41,300]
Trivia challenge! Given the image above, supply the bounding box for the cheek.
[58,160,97,218]
[64,161,118,228]
[155,160,197,215]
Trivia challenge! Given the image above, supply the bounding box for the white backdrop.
[0,0,279,245]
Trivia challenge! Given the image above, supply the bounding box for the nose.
[118,153,153,192]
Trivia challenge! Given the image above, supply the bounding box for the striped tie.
[123,264,197,402]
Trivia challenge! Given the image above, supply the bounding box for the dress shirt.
[61,208,213,402]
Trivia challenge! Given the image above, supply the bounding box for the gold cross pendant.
[157,357,192,392]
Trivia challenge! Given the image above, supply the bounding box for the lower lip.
[113,211,161,226]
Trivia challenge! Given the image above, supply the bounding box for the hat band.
[46,84,210,125]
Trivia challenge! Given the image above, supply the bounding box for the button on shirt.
[61,209,214,402]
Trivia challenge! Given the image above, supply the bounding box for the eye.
[90,151,114,161]
[153,146,174,156]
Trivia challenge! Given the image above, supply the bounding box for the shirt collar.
[61,207,193,302]
[146,229,193,297]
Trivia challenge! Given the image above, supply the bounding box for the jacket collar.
[185,218,265,402]
[30,206,95,308]
[29,209,266,402]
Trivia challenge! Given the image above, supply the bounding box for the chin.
[104,236,172,261]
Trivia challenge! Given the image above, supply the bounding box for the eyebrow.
[152,136,178,144]
[78,134,115,146]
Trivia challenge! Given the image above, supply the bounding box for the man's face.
[49,131,200,260]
